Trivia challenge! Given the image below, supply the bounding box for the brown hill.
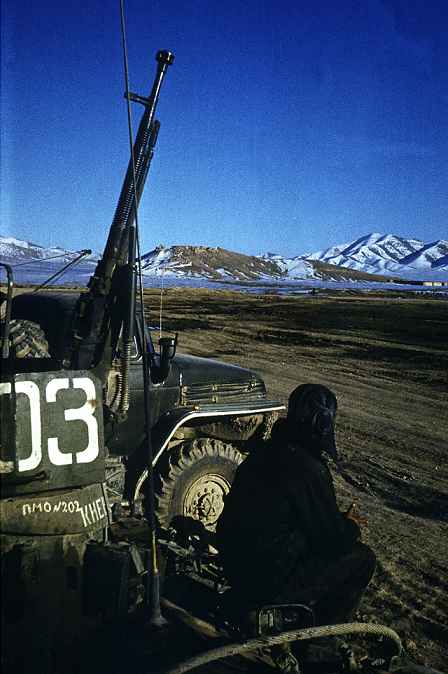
[143,245,409,284]
[170,245,284,280]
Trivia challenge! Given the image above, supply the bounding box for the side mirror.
[157,334,178,381]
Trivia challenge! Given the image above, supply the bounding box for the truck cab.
[5,289,283,527]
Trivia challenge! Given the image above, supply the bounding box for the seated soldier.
[216,383,376,633]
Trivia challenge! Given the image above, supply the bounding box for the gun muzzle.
[156,50,175,67]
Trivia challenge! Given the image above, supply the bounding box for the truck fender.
[134,400,285,501]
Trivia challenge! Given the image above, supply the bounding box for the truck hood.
[172,353,267,406]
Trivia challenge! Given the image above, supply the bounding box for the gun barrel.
[96,50,174,287]
[70,50,174,371]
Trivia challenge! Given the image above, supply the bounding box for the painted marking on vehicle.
[1,376,100,472]
[21,496,107,528]
[0,382,14,474]
[22,499,81,515]
[79,497,107,528]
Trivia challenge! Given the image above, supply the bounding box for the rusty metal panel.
[0,483,109,534]
[0,530,97,674]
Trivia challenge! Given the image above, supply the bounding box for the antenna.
[159,270,165,341]
[119,0,173,630]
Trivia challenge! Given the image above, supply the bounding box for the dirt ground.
[144,286,448,671]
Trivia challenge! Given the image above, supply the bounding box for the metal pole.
[0,264,14,360]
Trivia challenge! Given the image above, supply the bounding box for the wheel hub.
[183,474,230,528]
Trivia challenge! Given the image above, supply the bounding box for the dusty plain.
[144,286,448,670]
[3,283,447,670]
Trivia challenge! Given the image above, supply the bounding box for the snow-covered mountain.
[0,234,98,286]
[304,233,448,278]
[0,235,66,263]
[432,253,448,270]
[0,235,98,264]
[141,245,392,282]
[260,252,315,278]
[1,232,447,286]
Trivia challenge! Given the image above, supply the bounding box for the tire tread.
[155,438,243,530]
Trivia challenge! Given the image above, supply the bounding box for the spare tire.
[7,319,51,358]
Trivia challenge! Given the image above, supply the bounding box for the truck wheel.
[7,319,50,358]
[155,439,244,531]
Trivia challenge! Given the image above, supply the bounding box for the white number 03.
[0,377,100,472]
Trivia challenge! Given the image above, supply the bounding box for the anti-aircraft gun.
[0,49,284,673]
[1,44,426,674]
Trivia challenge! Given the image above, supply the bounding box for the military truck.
[0,49,283,673]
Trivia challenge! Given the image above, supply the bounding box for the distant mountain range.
[1,232,447,284]
[303,233,448,277]
[140,244,409,283]
[0,236,97,265]
[140,233,448,281]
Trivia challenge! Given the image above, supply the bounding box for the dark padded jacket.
[216,425,360,602]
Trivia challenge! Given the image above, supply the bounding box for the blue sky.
[1,0,447,257]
